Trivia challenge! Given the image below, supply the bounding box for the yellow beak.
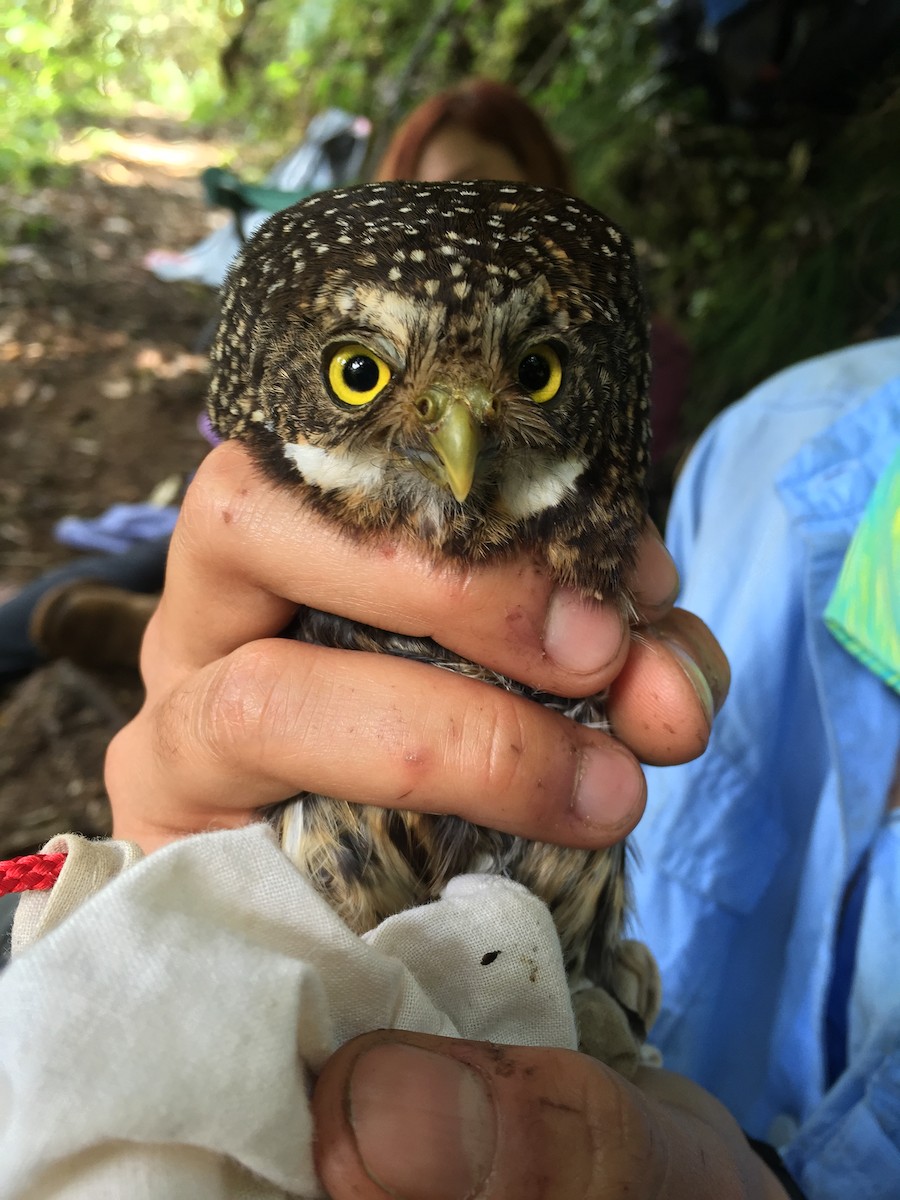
[427,401,481,502]
[419,384,494,503]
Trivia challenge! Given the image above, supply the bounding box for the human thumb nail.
[347,1040,496,1200]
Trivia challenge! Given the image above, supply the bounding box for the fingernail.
[543,587,626,674]
[650,622,729,728]
[348,1042,496,1200]
[631,531,680,616]
[663,638,715,729]
[572,743,645,830]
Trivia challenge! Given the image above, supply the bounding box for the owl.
[208,181,659,1070]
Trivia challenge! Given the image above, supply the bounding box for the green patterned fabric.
[824,447,900,695]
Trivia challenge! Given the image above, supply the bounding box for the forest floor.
[0,113,228,857]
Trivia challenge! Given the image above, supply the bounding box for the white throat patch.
[283,441,387,493]
[282,441,586,522]
[499,453,586,518]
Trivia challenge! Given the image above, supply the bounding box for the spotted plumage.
[208,181,659,1068]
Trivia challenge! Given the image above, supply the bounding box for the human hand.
[312,1030,790,1199]
[106,440,728,852]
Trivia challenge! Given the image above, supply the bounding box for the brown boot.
[29,581,159,671]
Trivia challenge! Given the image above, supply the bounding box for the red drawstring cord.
[0,853,67,896]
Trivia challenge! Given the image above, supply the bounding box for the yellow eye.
[517,343,563,403]
[327,343,391,406]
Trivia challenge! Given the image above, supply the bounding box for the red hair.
[375,79,572,191]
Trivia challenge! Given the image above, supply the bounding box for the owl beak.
[421,386,495,503]
[428,401,480,502]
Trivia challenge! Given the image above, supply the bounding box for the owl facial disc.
[207,179,651,586]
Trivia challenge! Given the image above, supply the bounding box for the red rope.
[0,853,66,896]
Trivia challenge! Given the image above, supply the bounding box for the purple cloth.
[197,412,222,447]
[54,504,180,555]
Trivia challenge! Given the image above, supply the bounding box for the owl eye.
[327,343,391,406]
[517,343,563,404]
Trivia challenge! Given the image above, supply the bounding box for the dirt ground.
[0,115,229,857]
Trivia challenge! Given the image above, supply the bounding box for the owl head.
[208,181,650,595]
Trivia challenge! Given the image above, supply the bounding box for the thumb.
[311,1031,776,1199]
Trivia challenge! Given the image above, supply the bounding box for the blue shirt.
[632,339,900,1198]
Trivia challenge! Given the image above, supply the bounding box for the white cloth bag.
[0,825,578,1198]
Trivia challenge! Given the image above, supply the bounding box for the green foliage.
[568,73,900,426]
[1,7,66,183]
[1,0,229,182]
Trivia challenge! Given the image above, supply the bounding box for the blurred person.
[375,78,573,188]
[634,336,900,1198]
